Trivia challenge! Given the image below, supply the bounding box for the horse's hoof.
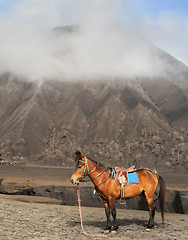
[111,230,117,234]
[146,224,154,229]
[104,230,110,234]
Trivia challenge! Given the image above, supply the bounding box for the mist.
[0,0,187,81]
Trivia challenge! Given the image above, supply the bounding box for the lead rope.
[77,184,107,238]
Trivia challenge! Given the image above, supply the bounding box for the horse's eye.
[78,165,82,168]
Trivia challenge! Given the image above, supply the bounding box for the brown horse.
[71,151,166,232]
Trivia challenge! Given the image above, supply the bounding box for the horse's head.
[70,151,90,185]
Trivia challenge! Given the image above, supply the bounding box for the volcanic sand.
[0,165,188,240]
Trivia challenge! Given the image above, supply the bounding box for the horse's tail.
[158,175,166,222]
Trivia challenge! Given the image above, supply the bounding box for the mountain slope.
[0,71,187,172]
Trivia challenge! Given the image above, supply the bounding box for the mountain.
[0,27,188,173]
[0,70,187,173]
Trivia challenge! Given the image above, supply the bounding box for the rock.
[165,162,172,167]
[180,192,188,214]
[145,228,151,232]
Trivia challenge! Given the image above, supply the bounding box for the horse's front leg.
[103,200,111,233]
[109,197,118,232]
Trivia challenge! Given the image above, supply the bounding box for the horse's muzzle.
[70,178,79,185]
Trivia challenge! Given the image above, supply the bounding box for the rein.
[77,184,107,238]
[79,157,108,184]
[95,171,111,189]
[80,167,108,183]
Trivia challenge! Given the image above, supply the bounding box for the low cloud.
[0,0,187,81]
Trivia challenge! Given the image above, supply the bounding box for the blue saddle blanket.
[127,172,139,184]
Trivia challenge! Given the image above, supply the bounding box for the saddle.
[115,165,136,198]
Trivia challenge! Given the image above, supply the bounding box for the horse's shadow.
[67,217,148,230]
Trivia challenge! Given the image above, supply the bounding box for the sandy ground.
[0,194,188,240]
[0,165,188,239]
[0,165,188,190]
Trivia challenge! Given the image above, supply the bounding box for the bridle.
[78,157,109,188]
[78,157,98,179]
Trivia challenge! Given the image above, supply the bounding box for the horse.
[71,151,166,232]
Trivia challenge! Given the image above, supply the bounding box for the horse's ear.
[74,150,82,162]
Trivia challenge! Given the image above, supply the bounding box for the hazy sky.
[0,0,188,80]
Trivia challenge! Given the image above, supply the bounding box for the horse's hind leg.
[141,191,156,220]
[146,197,156,229]
[140,192,155,228]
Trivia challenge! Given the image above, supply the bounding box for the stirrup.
[120,184,124,198]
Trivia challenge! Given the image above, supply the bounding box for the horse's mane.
[87,157,106,168]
